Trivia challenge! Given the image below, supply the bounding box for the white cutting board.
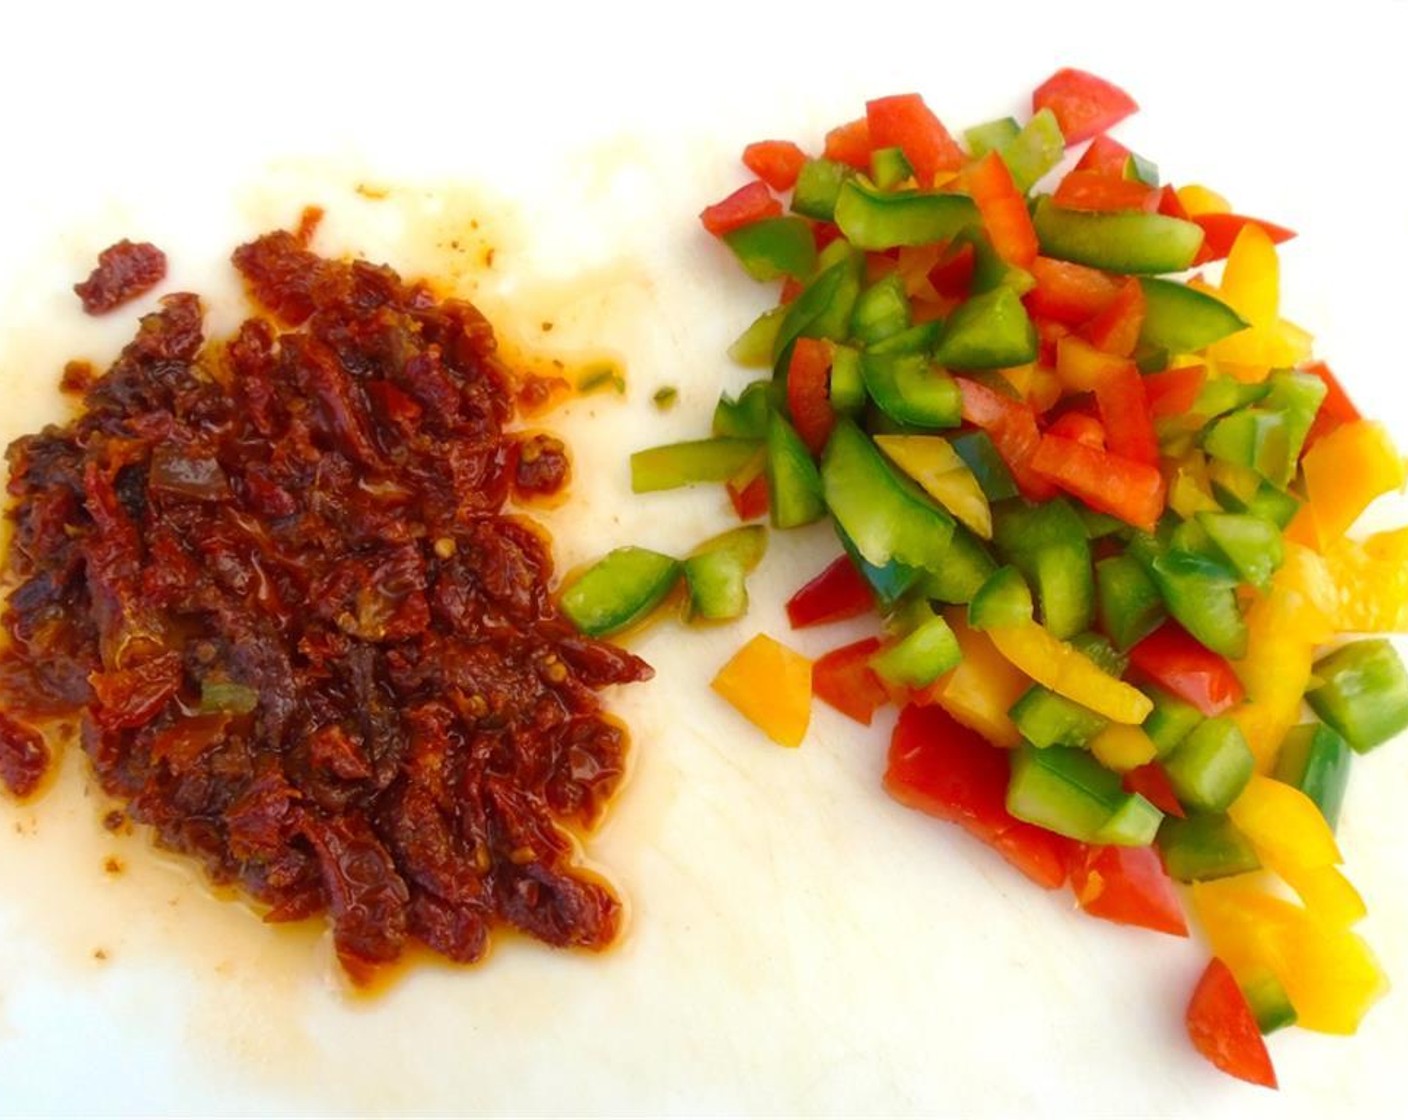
[2,3,1406,1115]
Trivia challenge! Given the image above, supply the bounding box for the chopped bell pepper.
[1272,723,1351,830]
[1158,813,1261,883]
[1032,68,1138,144]
[833,178,979,251]
[1129,622,1244,717]
[865,93,966,187]
[743,139,807,193]
[935,286,1038,370]
[723,216,818,281]
[1163,717,1255,814]
[968,564,1035,631]
[1007,743,1162,846]
[1138,278,1247,353]
[1299,420,1406,548]
[700,180,782,237]
[869,610,962,690]
[1185,957,1278,1089]
[1096,553,1166,652]
[791,158,851,221]
[711,633,812,748]
[1009,685,1107,748]
[683,526,767,623]
[1031,196,1204,274]
[1029,434,1166,532]
[991,499,1092,638]
[914,524,998,604]
[765,412,827,529]
[860,352,963,429]
[1089,722,1158,772]
[1148,550,1247,660]
[1069,844,1188,937]
[874,435,992,538]
[997,107,1065,194]
[1305,639,1408,752]
[965,150,1038,268]
[987,621,1152,723]
[812,637,889,726]
[785,554,876,629]
[560,546,681,637]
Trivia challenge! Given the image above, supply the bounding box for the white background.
[1,2,1406,1115]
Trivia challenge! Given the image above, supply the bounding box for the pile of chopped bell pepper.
[557,68,1408,1090]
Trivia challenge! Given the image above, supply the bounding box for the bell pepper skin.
[1069,844,1188,937]
[966,150,1039,268]
[632,438,762,492]
[711,633,812,748]
[700,180,782,237]
[861,353,963,429]
[1272,724,1351,830]
[1032,68,1139,144]
[1306,639,1408,752]
[885,703,1073,889]
[834,179,979,251]
[1007,744,1162,846]
[1163,717,1255,814]
[1186,958,1278,1089]
[1158,813,1261,883]
[683,526,768,622]
[1129,623,1244,717]
[1138,278,1247,353]
[935,287,1038,370]
[988,621,1152,724]
[786,554,876,629]
[1009,685,1107,748]
[812,637,889,726]
[999,107,1065,194]
[870,612,963,690]
[723,216,818,281]
[560,547,682,638]
[791,158,852,222]
[766,412,827,529]
[866,93,966,187]
[743,140,807,193]
[1031,196,1204,274]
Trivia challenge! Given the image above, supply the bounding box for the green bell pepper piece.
[1193,375,1270,421]
[1195,511,1284,592]
[833,178,979,250]
[869,610,962,689]
[765,412,826,529]
[836,524,919,609]
[851,272,912,345]
[1163,716,1255,813]
[773,251,864,362]
[1070,631,1129,679]
[728,306,787,368]
[1157,812,1261,883]
[992,498,1094,640]
[1009,685,1108,748]
[1203,410,1291,486]
[822,418,955,571]
[1142,686,1203,757]
[683,525,767,622]
[1148,549,1248,659]
[1007,744,1161,845]
[1096,553,1167,652]
[950,430,1019,502]
[934,286,1037,369]
[723,216,817,282]
[829,344,867,414]
[712,380,776,438]
[914,524,998,605]
[860,352,963,430]
[631,437,762,492]
[998,108,1065,194]
[791,158,851,222]
[866,320,945,356]
[955,228,1036,297]
[1244,972,1298,1035]
[968,564,1034,630]
[1306,639,1408,753]
[1272,723,1352,830]
[1031,196,1204,274]
[1137,278,1248,354]
[869,146,915,191]
[560,547,681,637]
[964,116,1021,159]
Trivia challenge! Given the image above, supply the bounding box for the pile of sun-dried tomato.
[0,226,650,982]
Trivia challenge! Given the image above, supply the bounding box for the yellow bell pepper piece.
[1221,222,1279,326]
[1322,526,1408,632]
[873,435,992,539]
[1277,863,1368,929]
[1164,451,1221,518]
[1089,723,1157,772]
[986,621,1151,724]
[1192,876,1387,1035]
[1175,184,1230,216]
[1228,774,1341,868]
[1301,420,1407,549]
[915,610,1028,747]
[711,633,812,748]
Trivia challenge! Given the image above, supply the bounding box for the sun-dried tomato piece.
[73,240,168,314]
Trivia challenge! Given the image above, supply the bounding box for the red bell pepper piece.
[1193,213,1296,264]
[1122,762,1186,818]
[866,93,966,186]
[1074,133,1136,178]
[742,140,807,193]
[956,377,1059,501]
[1156,185,1192,222]
[1033,68,1139,144]
[1128,623,1245,716]
[885,704,1074,890]
[1186,958,1279,1089]
[1025,257,1122,325]
[1053,170,1159,214]
[1300,358,1361,451]
[785,554,876,629]
[965,151,1039,267]
[813,637,890,726]
[1029,434,1165,530]
[699,180,783,238]
[927,241,976,301]
[1069,844,1189,937]
[1092,358,1159,466]
[726,472,769,521]
[823,117,873,170]
[1045,409,1106,449]
[785,337,836,457]
[1079,277,1145,358]
[1144,364,1207,419]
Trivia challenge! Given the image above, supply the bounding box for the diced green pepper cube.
[791,158,851,221]
[829,344,867,415]
[1306,639,1408,753]
[965,116,1021,159]
[1094,794,1164,847]
[999,108,1064,194]
[1163,716,1255,813]
[1137,278,1247,354]
[1009,685,1108,748]
[773,252,863,362]
[1157,812,1261,883]
[851,272,912,345]
[869,611,961,689]
[728,306,787,368]
[1031,196,1204,274]
[1196,511,1284,591]
[712,380,776,439]
[1007,744,1125,843]
[869,146,914,191]
[860,353,963,430]
[682,525,767,622]
[993,499,1093,640]
[866,320,944,357]
[765,412,826,529]
[934,286,1037,370]
[1096,553,1167,652]
[837,524,919,609]
[915,524,997,605]
[1142,687,1203,757]
[834,179,980,251]
[968,564,1033,630]
[1149,550,1247,659]
[1272,723,1352,830]
[723,216,817,282]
